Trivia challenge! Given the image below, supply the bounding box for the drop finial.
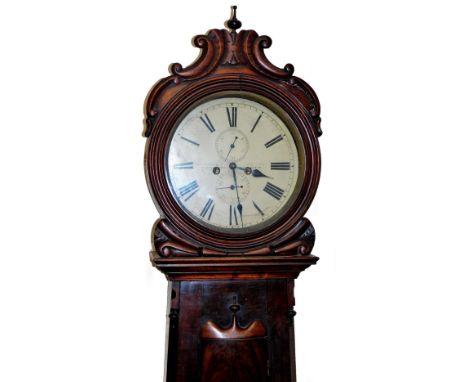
[226,5,242,32]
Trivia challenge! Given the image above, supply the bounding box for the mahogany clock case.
[143,7,323,382]
[144,21,322,255]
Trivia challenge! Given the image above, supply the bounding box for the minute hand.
[231,168,244,227]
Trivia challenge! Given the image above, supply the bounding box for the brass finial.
[226,5,242,32]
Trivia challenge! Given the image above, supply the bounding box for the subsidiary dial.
[215,170,250,205]
[215,129,249,162]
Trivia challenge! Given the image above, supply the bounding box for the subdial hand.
[225,136,238,161]
[216,185,244,190]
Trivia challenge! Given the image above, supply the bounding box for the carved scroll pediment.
[169,28,294,82]
[168,6,294,81]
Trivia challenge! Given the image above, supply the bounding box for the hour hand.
[237,166,273,179]
[251,169,272,179]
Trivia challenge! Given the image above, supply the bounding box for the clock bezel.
[164,92,305,235]
[145,74,321,252]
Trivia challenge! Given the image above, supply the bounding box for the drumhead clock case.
[143,7,323,381]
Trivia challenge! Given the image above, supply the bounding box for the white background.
[1,1,467,381]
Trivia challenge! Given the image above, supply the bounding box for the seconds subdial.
[215,129,249,162]
[215,169,250,205]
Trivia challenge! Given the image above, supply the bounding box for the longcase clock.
[143,7,322,382]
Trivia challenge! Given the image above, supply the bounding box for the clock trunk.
[164,279,297,382]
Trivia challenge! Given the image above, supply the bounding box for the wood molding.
[151,253,318,281]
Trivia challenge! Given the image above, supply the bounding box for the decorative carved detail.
[169,308,179,330]
[245,32,295,79]
[157,5,294,85]
[152,218,204,258]
[200,295,269,381]
[151,217,316,260]
[222,31,242,65]
[269,218,316,256]
[167,28,295,82]
[202,297,266,340]
[143,115,157,137]
[288,308,297,325]
[290,76,323,136]
[169,30,225,83]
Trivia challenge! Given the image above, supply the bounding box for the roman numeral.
[264,134,284,148]
[226,107,237,127]
[200,114,215,133]
[229,205,239,226]
[174,162,193,169]
[180,136,200,146]
[200,198,215,220]
[252,200,265,216]
[271,162,290,170]
[250,113,263,133]
[263,182,284,200]
[178,180,199,201]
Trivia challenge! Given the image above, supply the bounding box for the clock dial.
[166,95,301,233]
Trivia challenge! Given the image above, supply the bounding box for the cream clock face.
[166,95,302,233]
